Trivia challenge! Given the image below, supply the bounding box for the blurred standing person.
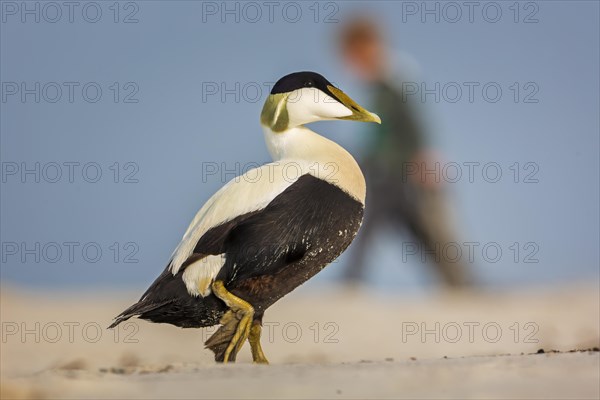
[338,16,472,288]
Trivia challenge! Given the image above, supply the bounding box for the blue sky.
[1,1,598,292]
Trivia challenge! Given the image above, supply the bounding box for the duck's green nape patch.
[260,93,289,133]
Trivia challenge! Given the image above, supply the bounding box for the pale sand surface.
[1,283,599,399]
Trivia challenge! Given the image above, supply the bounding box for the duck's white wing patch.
[169,161,309,275]
[182,254,225,297]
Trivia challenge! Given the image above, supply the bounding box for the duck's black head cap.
[271,71,335,95]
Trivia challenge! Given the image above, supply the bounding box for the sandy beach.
[1,283,599,399]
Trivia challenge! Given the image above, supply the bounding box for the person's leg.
[404,187,473,287]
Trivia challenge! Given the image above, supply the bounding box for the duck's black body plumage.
[110,174,363,329]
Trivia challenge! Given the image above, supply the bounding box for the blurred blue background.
[1,1,598,293]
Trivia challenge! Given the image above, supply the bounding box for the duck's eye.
[304,81,314,87]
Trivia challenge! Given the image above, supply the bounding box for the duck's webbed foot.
[249,320,269,364]
[205,281,254,363]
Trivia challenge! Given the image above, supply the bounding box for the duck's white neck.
[262,125,366,203]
